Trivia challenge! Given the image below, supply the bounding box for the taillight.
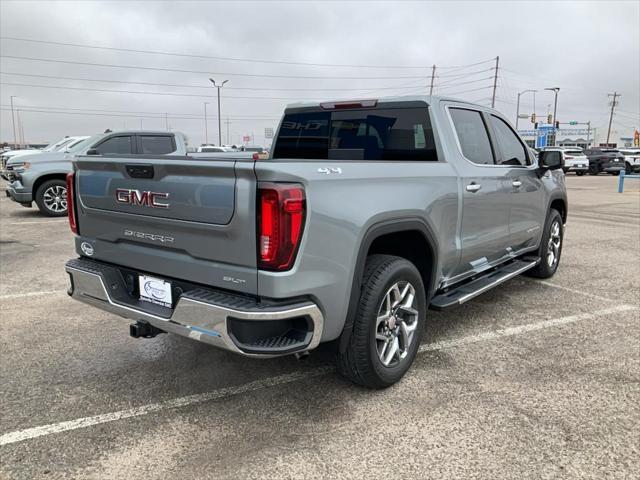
[66,172,78,234]
[257,183,305,271]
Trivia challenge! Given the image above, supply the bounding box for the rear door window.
[272,107,437,161]
[449,108,494,165]
[138,135,176,154]
[95,135,133,155]
[489,115,529,166]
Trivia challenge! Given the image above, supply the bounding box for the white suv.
[619,148,640,174]
[546,147,589,176]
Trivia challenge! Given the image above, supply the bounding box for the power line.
[0,103,279,118]
[1,55,430,80]
[0,36,496,71]
[435,76,494,90]
[0,81,381,100]
[0,71,426,92]
[0,107,278,122]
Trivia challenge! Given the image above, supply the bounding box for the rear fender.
[338,218,439,353]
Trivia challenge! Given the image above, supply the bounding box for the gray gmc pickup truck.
[65,96,567,388]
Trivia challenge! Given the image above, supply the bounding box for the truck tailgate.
[74,156,258,294]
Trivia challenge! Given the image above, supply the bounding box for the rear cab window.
[449,108,494,165]
[272,106,437,161]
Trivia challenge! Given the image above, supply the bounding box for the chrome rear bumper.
[65,257,324,357]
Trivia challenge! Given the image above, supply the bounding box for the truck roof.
[285,95,483,110]
[100,130,183,136]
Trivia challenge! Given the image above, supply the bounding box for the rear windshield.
[272,107,437,161]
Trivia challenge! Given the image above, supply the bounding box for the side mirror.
[538,150,563,171]
[86,149,99,156]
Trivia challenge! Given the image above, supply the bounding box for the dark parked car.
[584,147,625,175]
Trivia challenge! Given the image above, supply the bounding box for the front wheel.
[337,255,426,388]
[625,162,632,175]
[35,179,68,217]
[525,209,563,279]
[589,164,600,175]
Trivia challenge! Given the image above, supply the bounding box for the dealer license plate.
[139,275,173,308]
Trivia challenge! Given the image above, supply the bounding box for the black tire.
[625,162,632,175]
[589,164,599,175]
[336,254,426,389]
[35,179,68,217]
[576,171,585,176]
[525,209,563,279]
[610,171,620,176]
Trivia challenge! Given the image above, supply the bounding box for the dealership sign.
[518,128,591,137]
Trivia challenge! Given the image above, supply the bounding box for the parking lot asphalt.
[1,175,639,479]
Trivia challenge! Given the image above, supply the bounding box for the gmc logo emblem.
[115,188,170,209]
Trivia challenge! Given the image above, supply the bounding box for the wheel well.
[367,230,434,297]
[32,173,67,198]
[550,199,567,224]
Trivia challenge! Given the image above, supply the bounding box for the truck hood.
[6,151,73,166]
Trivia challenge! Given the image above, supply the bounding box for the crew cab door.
[448,107,511,280]
[486,114,545,252]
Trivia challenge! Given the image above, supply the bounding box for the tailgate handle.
[126,164,154,179]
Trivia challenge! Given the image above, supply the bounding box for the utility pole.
[17,110,24,147]
[10,96,18,149]
[491,56,499,108]
[429,65,436,96]
[209,78,229,146]
[587,121,591,147]
[203,102,209,144]
[606,92,620,145]
[165,113,169,131]
[225,117,231,145]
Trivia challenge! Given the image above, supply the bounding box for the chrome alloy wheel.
[43,185,67,213]
[547,219,562,268]
[375,281,419,367]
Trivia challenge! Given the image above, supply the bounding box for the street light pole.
[203,102,210,144]
[9,96,18,149]
[209,78,228,146]
[516,89,537,129]
[545,87,560,146]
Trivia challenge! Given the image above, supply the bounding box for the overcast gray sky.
[1,0,639,147]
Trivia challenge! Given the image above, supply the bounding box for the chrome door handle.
[512,180,522,188]
[466,183,481,193]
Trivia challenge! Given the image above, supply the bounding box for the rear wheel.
[35,179,68,217]
[337,255,426,388]
[576,171,586,176]
[526,209,563,279]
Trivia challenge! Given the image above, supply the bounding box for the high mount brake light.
[319,99,378,110]
[257,183,305,271]
[66,172,78,234]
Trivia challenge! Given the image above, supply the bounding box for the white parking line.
[0,304,634,447]
[5,220,67,225]
[0,290,64,300]
[536,280,616,303]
